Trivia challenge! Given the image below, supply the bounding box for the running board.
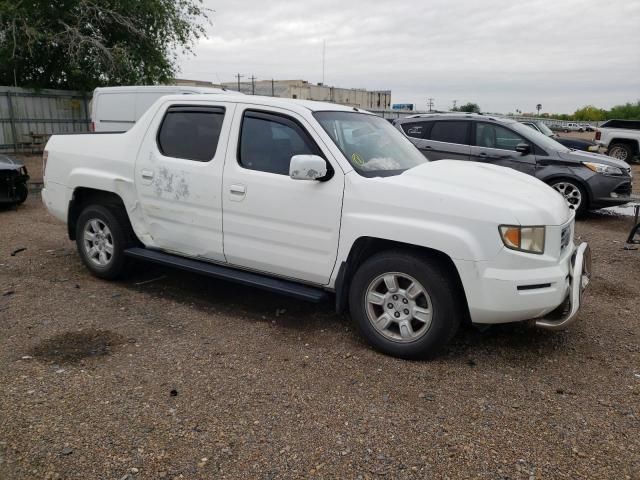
[124,247,328,302]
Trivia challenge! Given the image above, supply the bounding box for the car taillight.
[43,150,48,177]
[595,130,601,141]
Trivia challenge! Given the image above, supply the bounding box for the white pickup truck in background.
[42,94,591,358]
[596,119,640,163]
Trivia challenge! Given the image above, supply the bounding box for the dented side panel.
[132,101,237,263]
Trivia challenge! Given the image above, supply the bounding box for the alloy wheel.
[552,182,582,211]
[83,219,115,267]
[365,272,433,342]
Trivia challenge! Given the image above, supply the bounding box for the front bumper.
[454,220,590,327]
[535,242,591,330]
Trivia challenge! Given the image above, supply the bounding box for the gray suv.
[394,113,632,215]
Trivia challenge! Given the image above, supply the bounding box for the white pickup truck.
[595,119,640,163]
[42,94,591,358]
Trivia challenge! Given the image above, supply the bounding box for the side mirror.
[289,155,327,181]
[515,143,531,155]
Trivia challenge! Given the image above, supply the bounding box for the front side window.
[314,111,428,177]
[476,123,527,151]
[157,106,225,161]
[239,111,319,175]
[429,121,469,145]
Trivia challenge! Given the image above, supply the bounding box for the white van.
[90,85,230,132]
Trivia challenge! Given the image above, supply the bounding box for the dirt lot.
[1,176,639,479]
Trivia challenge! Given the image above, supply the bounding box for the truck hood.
[557,149,630,169]
[0,154,24,170]
[395,160,571,226]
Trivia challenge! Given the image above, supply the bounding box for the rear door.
[422,120,471,161]
[470,122,537,175]
[134,101,234,262]
[221,106,344,285]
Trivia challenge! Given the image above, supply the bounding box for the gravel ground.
[1,179,639,479]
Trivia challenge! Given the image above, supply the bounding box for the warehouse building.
[219,79,391,109]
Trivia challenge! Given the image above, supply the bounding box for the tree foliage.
[457,102,481,113]
[0,0,211,91]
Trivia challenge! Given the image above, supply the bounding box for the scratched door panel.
[135,101,236,262]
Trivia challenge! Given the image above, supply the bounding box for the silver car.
[394,113,632,215]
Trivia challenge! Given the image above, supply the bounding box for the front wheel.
[348,251,461,359]
[75,204,135,279]
[550,179,587,216]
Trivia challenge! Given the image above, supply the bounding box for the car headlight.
[499,225,545,254]
[583,162,623,176]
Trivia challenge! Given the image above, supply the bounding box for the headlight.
[583,162,623,176]
[499,225,545,254]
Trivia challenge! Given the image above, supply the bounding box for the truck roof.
[154,93,370,114]
[93,85,229,94]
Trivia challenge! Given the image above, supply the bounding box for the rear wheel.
[550,179,587,216]
[348,251,461,359]
[75,204,135,279]
[608,143,634,162]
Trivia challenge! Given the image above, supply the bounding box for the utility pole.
[235,73,244,93]
[250,75,256,95]
[322,40,326,85]
[427,98,434,112]
[452,99,457,111]
[271,79,275,97]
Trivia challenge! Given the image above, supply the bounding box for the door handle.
[229,184,246,195]
[141,169,154,180]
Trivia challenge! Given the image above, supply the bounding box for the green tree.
[0,0,211,91]
[458,102,481,113]
[605,101,640,120]
[573,105,606,121]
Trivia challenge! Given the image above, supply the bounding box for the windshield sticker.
[351,153,365,166]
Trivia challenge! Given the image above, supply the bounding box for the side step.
[124,247,328,303]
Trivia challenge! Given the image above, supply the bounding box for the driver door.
[470,122,537,175]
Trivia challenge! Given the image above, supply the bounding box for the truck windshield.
[313,111,428,177]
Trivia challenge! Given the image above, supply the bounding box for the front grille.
[560,225,571,251]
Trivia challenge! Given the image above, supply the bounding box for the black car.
[521,120,599,152]
[394,113,633,216]
[0,154,29,206]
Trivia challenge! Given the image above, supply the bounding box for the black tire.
[75,204,135,280]
[14,182,28,204]
[348,250,461,359]
[549,178,588,217]
[608,143,634,163]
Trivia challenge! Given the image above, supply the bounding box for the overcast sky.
[178,0,640,114]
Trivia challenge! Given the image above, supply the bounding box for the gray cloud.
[178,0,640,113]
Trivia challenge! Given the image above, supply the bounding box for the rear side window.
[429,121,469,145]
[400,121,431,139]
[157,106,225,161]
[239,111,320,175]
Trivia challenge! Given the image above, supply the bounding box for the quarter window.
[429,121,469,145]
[239,111,319,175]
[401,121,431,139]
[157,106,225,161]
[476,123,527,151]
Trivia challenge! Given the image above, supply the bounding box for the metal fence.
[0,86,90,152]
